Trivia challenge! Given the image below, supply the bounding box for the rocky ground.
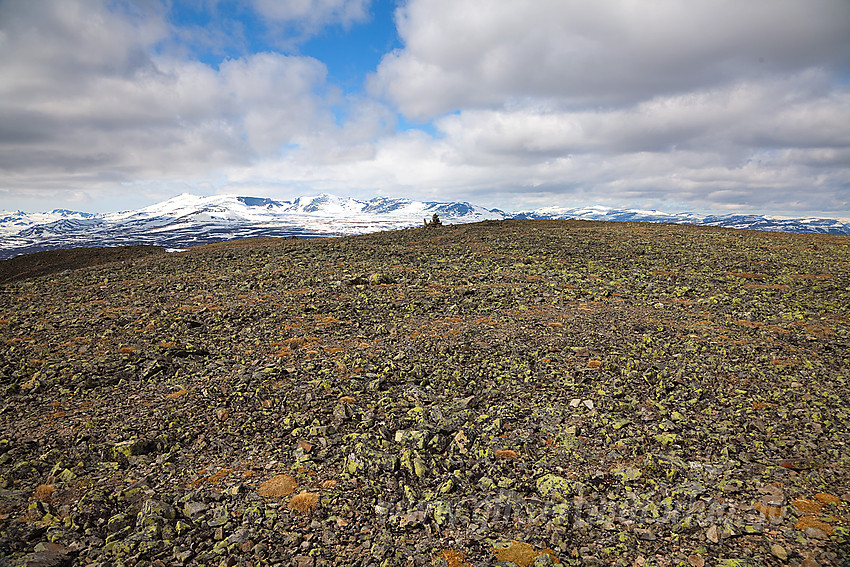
[0,220,848,567]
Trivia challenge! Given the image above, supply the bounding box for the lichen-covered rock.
[536,474,585,502]
[0,221,847,566]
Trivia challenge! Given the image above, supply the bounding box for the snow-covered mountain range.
[1,193,848,259]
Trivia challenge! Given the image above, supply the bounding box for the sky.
[1,0,849,217]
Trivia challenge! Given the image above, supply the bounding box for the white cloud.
[373,0,850,119]
[0,0,341,190]
[357,0,850,214]
[251,0,371,34]
[1,0,848,218]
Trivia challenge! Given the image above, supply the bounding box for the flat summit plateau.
[0,220,848,566]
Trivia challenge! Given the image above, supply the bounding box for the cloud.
[0,0,342,194]
[251,0,371,36]
[433,71,850,162]
[372,0,850,119]
[1,0,848,217]
[358,0,850,213]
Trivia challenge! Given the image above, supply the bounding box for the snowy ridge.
[1,193,848,259]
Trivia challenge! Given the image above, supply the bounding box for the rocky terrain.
[0,220,847,567]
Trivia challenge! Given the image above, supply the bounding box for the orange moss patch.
[752,401,776,409]
[586,360,602,369]
[339,396,356,404]
[803,324,834,337]
[288,491,319,514]
[321,479,338,490]
[207,468,234,484]
[796,515,833,535]
[726,272,767,279]
[732,320,788,333]
[814,493,842,505]
[165,389,189,400]
[495,449,519,460]
[492,541,558,567]
[493,541,537,567]
[793,498,823,514]
[33,484,55,501]
[119,347,136,354]
[440,549,471,567]
[258,474,297,497]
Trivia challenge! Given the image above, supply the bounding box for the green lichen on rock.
[0,221,847,566]
[537,473,585,502]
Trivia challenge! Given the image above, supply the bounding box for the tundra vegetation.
[0,220,847,567]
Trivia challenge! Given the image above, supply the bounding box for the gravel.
[0,220,847,566]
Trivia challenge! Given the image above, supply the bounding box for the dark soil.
[0,220,847,567]
[0,245,166,285]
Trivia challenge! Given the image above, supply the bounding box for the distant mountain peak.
[1,193,848,260]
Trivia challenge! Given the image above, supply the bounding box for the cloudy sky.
[1,0,849,216]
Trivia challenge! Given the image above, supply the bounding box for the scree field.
[0,220,848,566]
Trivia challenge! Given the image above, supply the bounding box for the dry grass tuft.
[165,389,189,400]
[33,484,55,501]
[258,474,297,497]
[288,491,319,514]
[494,449,519,460]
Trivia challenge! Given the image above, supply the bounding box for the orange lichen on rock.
[258,474,297,497]
[288,491,319,514]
